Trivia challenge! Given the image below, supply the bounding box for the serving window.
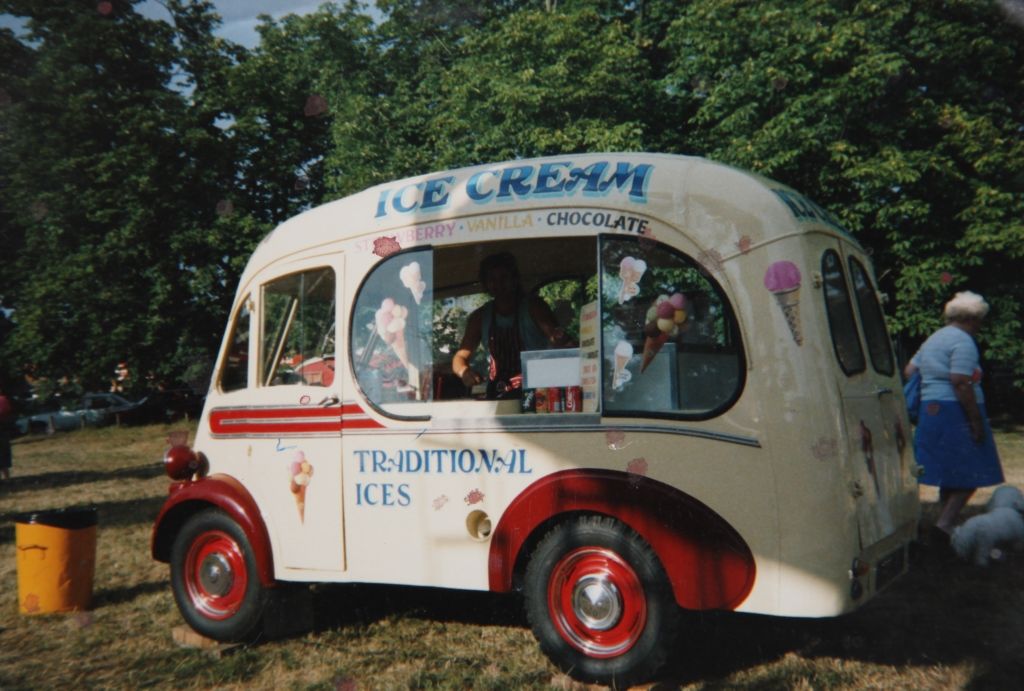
[349,234,744,420]
[599,236,744,418]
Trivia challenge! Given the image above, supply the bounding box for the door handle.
[318,394,340,407]
[874,387,893,397]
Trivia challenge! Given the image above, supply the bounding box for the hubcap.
[198,553,234,597]
[548,546,647,658]
[184,529,248,620]
[572,575,622,631]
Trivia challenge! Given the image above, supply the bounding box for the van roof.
[246,152,857,273]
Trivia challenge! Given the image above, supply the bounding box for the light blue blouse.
[910,325,984,403]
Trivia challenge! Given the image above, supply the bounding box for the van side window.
[352,249,433,405]
[351,239,594,414]
[261,268,336,387]
[821,251,866,375]
[848,257,894,376]
[220,297,251,393]
[600,236,743,418]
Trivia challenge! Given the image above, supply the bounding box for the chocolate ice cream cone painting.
[763,260,803,345]
[640,293,687,372]
[640,333,669,373]
[290,451,314,523]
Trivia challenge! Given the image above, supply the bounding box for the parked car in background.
[139,387,206,424]
[16,392,148,434]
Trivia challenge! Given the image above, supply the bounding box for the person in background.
[0,381,14,482]
[904,291,1004,543]
[453,252,570,398]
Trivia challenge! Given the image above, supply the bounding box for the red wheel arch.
[152,474,276,588]
[488,469,756,611]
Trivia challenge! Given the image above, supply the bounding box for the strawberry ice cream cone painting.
[290,450,314,523]
[375,298,411,369]
[763,260,803,346]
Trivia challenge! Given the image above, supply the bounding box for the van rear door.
[819,243,912,548]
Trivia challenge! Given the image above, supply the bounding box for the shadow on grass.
[307,583,527,633]
[276,504,1024,689]
[94,579,170,608]
[0,495,166,544]
[648,540,1024,688]
[0,463,164,495]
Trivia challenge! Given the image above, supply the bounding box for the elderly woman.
[904,291,1004,541]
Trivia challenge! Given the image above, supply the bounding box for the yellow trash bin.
[15,507,98,614]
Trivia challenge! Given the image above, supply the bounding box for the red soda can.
[565,386,582,413]
[548,387,563,413]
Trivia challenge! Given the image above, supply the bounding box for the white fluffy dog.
[951,504,1024,567]
[986,484,1024,512]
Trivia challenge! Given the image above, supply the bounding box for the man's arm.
[452,309,484,388]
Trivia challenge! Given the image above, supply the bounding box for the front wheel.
[170,509,270,641]
[524,515,680,687]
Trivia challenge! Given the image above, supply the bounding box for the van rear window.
[848,257,894,376]
[821,250,866,375]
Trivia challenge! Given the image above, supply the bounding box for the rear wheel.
[170,509,269,641]
[524,515,680,687]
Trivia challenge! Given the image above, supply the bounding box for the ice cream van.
[152,153,919,686]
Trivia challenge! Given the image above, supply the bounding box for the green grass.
[1,423,1023,689]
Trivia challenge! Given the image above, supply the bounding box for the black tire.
[170,509,270,641]
[524,515,680,688]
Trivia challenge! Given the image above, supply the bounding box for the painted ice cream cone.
[612,341,633,389]
[292,483,307,522]
[763,261,803,346]
[774,288,803,345]
[617,257,647,304]
[640,332,669,373]
[391,329,410,369]
[400,261,426,304]
[290,451,314,523]
[639,294,686,373]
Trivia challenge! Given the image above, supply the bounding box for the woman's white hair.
[944,291,989,322]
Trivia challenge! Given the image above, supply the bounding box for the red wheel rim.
[547,546,647,658]
[183,529,248,621]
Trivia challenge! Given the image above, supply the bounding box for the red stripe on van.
[209,404,383,436]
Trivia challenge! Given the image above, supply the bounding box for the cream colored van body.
[154,153,918,683]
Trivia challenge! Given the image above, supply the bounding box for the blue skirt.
[914,400,1003,488]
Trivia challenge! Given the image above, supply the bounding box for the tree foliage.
[661,0,1023,367]
[1,0,1022,393]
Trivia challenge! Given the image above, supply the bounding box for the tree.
[0,27,33,351]
[0,0,237,387]
[662,0,1024,383]
[325,5,655,195]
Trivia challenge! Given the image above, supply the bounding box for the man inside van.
[452,252,571,398]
